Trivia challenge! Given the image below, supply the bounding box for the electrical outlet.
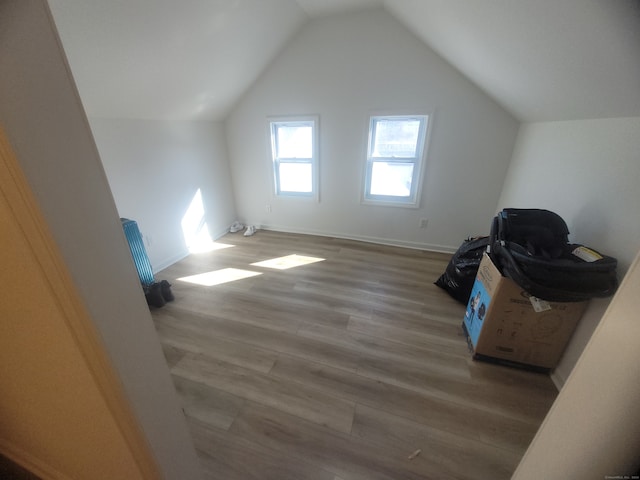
[266,204,272,213]
[419,218,428,229]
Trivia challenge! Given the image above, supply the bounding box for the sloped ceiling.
[386,0,640,122]
[47,0,309,121]
[48,0,640,123]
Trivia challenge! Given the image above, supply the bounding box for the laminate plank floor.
[151,230,558,479]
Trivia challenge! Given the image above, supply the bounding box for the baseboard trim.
[151,225,457,274]
[211,226,233,242]
[257,224,458,254]
[152,227,235,274]
[550,369,566,391]
[153,250,189,274]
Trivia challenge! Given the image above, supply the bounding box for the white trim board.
[252,224,458,254]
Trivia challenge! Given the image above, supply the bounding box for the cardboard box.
[463,253,587,371]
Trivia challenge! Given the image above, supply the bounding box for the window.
[269,117,318,198]
[363,114,429,207]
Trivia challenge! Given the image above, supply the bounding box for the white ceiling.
[295,0,382,17]
[386,0,640,122]
[48,0,640,122]
[48,0,309,121]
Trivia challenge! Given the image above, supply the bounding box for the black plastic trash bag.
[435,236,490,304]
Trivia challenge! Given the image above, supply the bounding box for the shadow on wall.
[571,199,638,276]
[571,203,610,260]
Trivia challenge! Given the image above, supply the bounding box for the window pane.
[279,162,312,193]
[370,162,413,197]
[372,119,421,158]
[276,124,312,158]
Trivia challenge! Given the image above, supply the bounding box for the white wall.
[90,118,236,271]
[513,249,640,479]
[497,117,640,386]
[226,8,519,251]
[0,1,202,478]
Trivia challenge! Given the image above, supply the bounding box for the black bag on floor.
[489,208,618,302]
[435,236,490,304]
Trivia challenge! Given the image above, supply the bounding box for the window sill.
[361,198,419,209]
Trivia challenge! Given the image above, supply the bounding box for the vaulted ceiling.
[48,0,640,123]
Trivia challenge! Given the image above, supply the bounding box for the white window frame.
[268,116,319,200]
[362,114,430,208]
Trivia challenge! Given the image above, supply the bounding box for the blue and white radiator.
[121,218,155,286]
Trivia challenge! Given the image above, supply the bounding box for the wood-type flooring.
[150,230,558,480]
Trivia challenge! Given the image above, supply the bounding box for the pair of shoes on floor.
[230,220,256,237]
[229,220,244,233]
[144,280,174,308]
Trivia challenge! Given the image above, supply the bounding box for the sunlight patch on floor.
[177,268,261,286]
[191,242,236,253]
[250,254,325,270]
